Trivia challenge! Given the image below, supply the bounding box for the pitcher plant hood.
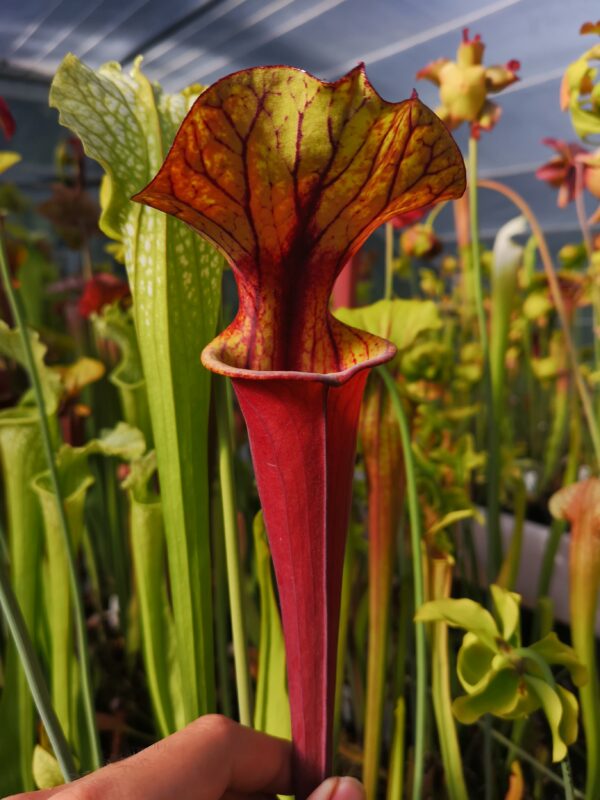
[134,63,465,381]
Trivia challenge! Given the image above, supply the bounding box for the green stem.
[575,162,600,424]
[429,557,468,800]
[536,392,581,611]
[252,511,290,740]
[333,531,355,758]
[477,178,600,471]
[537,518,567,605]
[461,520,483,601]
[425,199,449,231]
[0,533,77,782]
[497,478,526,591]
[561,758,575,800]
[480,724,584,799]
[376,366,426,800]
[384,222,394,300]
[215,376,253,726]
[387,564,410,800]
[521,237,538,458]
[484,715,493,800]
[103,459,129,634]
[128,490,176,737]
[469,138,501,582]
[570,565,600,797]
[540,380,570,492]
[468,136,488,357]
[485,387,502,586]
[363,576,392,800]
[534,402,580,641]
[386,698,406,800]
[505,717,526,771]
[212,481,233,719]
[0,224,101,769]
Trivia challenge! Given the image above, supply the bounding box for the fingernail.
[332,777,366,800]
[310,776,366,800]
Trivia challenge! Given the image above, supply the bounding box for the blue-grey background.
[1,0,598,247]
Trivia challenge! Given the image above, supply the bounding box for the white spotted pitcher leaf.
[50,55,223,719]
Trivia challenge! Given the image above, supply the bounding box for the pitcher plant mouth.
[201,324,397,384]
[134,61,465,799]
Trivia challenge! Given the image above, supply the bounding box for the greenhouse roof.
[1,0,597,240]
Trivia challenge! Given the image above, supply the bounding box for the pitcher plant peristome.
[135,63,465,798]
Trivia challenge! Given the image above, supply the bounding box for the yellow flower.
[417,28,520,137]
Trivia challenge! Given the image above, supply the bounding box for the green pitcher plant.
[50,55,224,722]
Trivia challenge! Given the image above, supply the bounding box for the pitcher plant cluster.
[1,18,600,800]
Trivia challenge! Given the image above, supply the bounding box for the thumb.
[307,777,365,800]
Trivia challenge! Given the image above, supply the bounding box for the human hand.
[4,715,365,800]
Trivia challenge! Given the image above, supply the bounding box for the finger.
[223,719,291,795]
[53,716,292,800]
[307,777,365,800]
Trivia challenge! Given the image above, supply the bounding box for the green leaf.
[33,468,94,749]
[32,746,64,789]
[456,632,496,694]
[34,422,145,498]
[121,449,158,501]
[124,451,180,736]
[93,303,142,383]
[530,632,588,687]
[54,357,105,396]
[427,508,480,536]
[50,53,223,720]
[490,584,521,644]
[556,685,579,748]
[31,422,142,753]
[415,598,500,652]
[428,554,469,800]
[84,420,145,457]
[335,298,441,364]
[524,675,567,762]
[0,409,45,793]
[92,303,151,442]
[452,669,520,724]
[0,321,62,415]
[252,511,291,741]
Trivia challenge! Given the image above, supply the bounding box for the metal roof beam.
[121,0,220,66]
[324,0,522,78]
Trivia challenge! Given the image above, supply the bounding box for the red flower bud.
[78,273,130,318]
